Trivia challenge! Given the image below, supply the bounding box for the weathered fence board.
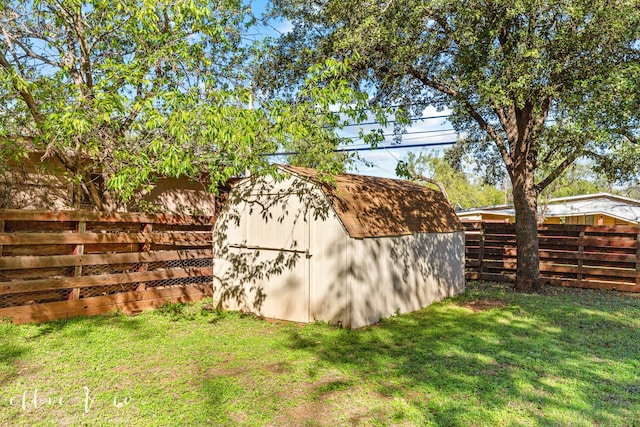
[0,266,213,294]
[0,209,214,323]
[0,209,215,225]
[463,221,640,292]
[0,248,213,270]
[0,231,211,245]
[2,286,209,324]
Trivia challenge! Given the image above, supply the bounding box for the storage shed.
[213,166,465,328]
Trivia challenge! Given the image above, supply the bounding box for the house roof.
[283,166,463,238]
[458,193,640,224]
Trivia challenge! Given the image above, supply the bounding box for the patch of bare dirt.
[457,299,507,313]
[269,400,331,427]
[261,316,307,328]
[268,374,367,427]
[264,361,292,374]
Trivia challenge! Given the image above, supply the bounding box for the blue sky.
[249,0,457,179]
[335,106,457,178]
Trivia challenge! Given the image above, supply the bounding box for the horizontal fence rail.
[463,221,640,292]
[0,209,214,323]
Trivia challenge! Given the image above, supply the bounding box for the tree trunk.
[50,149,107,211]
[511,165,542,292]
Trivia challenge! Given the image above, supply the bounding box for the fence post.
[636,231,640,287]
[137,223,152,291]
[576,229,585,286]
[70,219,86,300]
[478,222,485,281]
[0,219,4,257]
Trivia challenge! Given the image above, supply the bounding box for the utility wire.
[354,157,397,176]
[263,140,457,157]
[382,145,400,165]
[338,140,456,152]
[341,131,457,146]
[340,113,452,128]
[335,131,458,149]
[396,132,457,142]
[343,128,457,140]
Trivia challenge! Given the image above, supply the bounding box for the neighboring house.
[457,193,640,225]
[1,151,75,210]
[0,151,218,215]
[213,165,465,329]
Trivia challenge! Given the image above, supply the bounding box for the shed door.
[231,197,311,323]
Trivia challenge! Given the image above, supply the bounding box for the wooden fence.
[0,209,214,323]
[464,221,640,292]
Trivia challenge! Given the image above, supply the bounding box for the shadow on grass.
[0,311,149,389]
[199,376,248,424]
[23,310,146,341]
[0,324,28,388]
[282,282,640,425]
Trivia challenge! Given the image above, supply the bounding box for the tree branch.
[494,105,516,148]
[90,14,135,52]
[621,129,638,145]
[4,35,62,68]
[381,0,394,12]
[407,68,513,172]
[0,50,44,125]
[411,173,450,204]
[535,150,581,193]
[71,8,93,93]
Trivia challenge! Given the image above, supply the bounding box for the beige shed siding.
[347,232,465,329]
[245,178,311,321]
[213,174,322,322]
[213,169,465,328]
[308,199,351,326]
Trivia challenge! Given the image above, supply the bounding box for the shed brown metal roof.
[283,166,463,238]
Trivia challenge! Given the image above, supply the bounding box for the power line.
[343,128,457,140]
[353,157,397,176]
[338,140,456,152]
[382,144,400,163]
[398,132,457,142]
[263,140,457,157]
[340,113,452,128]
[335,131,458,150]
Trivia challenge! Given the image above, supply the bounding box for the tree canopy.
[0,0,363,209]
[261,0,640,291]
[397,150,505,209]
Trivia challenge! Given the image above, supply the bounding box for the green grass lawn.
[1,281,640,426]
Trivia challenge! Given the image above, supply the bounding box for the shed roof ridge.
[280,165,463,237]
